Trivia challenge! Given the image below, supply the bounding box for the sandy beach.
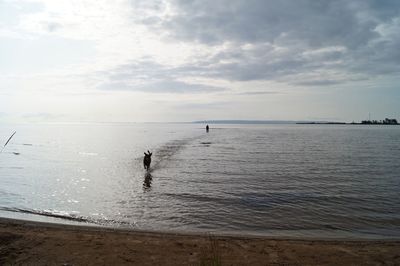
[0,218,399,265]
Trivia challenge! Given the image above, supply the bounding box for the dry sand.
[0,217,399,265]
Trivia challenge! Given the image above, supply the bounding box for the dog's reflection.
[143,172,153,189]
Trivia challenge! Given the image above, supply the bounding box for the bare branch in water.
[1,131,16,153]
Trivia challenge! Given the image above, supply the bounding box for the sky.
[0,0,399,123]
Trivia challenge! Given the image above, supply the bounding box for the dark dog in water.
[143,150,152,170]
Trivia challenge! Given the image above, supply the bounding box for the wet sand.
[0,218,399,265]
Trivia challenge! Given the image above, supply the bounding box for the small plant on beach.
[199,234,222,266]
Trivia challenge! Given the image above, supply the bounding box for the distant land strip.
[193,119,399,125]
[193,120,299,124]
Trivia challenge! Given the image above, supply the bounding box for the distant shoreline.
[194,120,399,125]
[296,122,399,125]
[296,122,347,125]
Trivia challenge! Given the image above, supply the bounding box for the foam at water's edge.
[0,207,134,227]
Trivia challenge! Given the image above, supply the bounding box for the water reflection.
[143,172,152,189]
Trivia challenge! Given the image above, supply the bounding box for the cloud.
[294,80,344,87]
[133,0,400,85]
[4,0,400,101]
[173,101,231,109]
[98,79,225,93]
[44,22,63,32]
[94,59,226,93]
[235,91,282,95]
[163,1,400,47]
[21,112,63,119]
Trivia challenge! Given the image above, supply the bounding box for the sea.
[0,123,399,239]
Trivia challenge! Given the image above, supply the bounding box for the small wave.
[199,142,211,147]
[0,207,90,223]
[0,207,133,227]
[149,136,201,171]
[0,207,135,227]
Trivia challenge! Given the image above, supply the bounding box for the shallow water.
[0,123,399,238]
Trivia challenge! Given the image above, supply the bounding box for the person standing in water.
[206,124,209,132]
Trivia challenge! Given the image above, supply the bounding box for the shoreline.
[1,217,399,265]
[2,212,398,241]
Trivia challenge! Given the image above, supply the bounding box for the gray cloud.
[98,77,225,94]
[151,0,398,47]
[94,55,273,93]
[94,58,226,93]
[94,0,400,94]
[235,91,282,95]
[44,22,63,32]
[131,0,400,86]
[294,80,344,87]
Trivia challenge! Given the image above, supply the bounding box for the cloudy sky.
[1,0,399,123]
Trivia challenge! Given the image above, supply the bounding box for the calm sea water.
[0,123,399,239]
